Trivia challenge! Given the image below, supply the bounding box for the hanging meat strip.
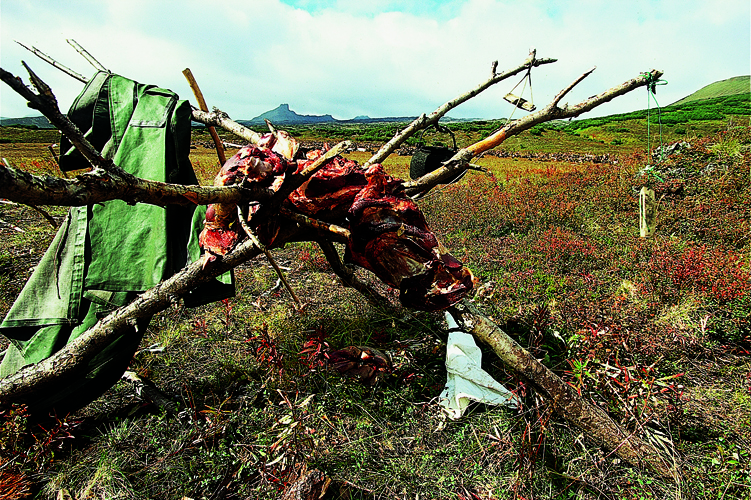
[199,133,296,263]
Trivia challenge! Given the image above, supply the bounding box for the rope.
[643,73,668,182]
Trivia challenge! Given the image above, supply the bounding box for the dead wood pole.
[449,301,678,481]
[66,39,108,72]
[182,68,227,164]
[404,68,664,198]
[15,41,89,83]
[364,48,557,168]
[182,69,299,308]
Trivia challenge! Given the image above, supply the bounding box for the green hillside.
[672,75,750,105]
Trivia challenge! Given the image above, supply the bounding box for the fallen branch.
[449,300,678,481]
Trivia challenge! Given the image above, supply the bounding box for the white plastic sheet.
[438,312,518,419]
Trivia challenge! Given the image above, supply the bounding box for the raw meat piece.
[328,346,392,385]
[288,152,367,221]
[199,137,295,261]
[345,164,476,311]
[201,140,476,311]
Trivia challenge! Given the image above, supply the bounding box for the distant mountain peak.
[249,104,335,125]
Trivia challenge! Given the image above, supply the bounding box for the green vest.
[1,72,232,413]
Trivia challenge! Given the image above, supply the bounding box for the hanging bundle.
[503,69,535,112]
[409,124,465,184]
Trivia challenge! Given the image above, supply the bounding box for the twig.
[237,206,303,310]
[66,39,108,72]
[182,68,226,164]
[0,219,25,233]
[14,41,89,83]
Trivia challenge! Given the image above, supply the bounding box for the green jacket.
[0,72,231,413]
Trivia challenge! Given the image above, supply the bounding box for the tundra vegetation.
[0,58,749,498]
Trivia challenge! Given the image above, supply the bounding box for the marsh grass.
[1,118,750,499]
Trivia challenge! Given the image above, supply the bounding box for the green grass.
[672,75,750,106]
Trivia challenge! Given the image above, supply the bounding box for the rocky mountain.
[244,104,336,125]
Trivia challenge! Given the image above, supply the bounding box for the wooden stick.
[186,68,298,308]
[15,41,89,83]
[182,68,227,164]
[66,39,108,72]
[237,207,303,310]
[403,68,663,197]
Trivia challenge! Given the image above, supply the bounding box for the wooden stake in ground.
[639,186,656,237]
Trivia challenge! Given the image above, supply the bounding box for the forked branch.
[364,49,557,167]
[403,68,663,197]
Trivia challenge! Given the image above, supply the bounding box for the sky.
[1,0,749,122]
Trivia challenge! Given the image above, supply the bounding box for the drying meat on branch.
[345,164,476,311]
[200,138,476,311]
[199,132,299,261]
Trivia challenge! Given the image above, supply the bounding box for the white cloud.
[1,0,748,121]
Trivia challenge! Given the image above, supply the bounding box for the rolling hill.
[671,75,750,106]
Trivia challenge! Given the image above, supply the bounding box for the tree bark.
[0,160,273,207]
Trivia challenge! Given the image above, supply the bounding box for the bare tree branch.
[66,39,108,72]
[403,68,664,197]
[363,49,557,167]
[0,160,273,207]
[15,41,89,83]
[0,65,129,177]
